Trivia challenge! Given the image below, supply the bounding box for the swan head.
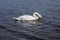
[33,12,42,19]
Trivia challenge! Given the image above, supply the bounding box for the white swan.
[13,12,42,21]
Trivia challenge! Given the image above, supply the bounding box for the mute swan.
[13,12,42,21]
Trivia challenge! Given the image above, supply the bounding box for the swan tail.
[13,17,19,21]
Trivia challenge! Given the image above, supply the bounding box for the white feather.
[13,12,42,21]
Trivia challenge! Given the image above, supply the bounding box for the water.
[0,0,60,40]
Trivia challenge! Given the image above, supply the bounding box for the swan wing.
[18,15,36,20]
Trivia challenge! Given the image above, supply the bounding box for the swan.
[13,12,42,21]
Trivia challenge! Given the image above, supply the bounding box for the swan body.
[13,12,42,21]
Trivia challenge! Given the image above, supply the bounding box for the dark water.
[0,0,60,40]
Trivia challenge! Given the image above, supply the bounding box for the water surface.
[0,0,60,40]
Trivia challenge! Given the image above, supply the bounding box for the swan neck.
[33,12,42,19]
[33,14,38,19]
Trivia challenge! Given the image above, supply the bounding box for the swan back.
[33,12,42,19]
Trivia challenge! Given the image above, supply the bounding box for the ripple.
[0,25,6,29]
[0,0,60,40]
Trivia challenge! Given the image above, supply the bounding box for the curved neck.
[33,12,42,19]
[33,14,39,19]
